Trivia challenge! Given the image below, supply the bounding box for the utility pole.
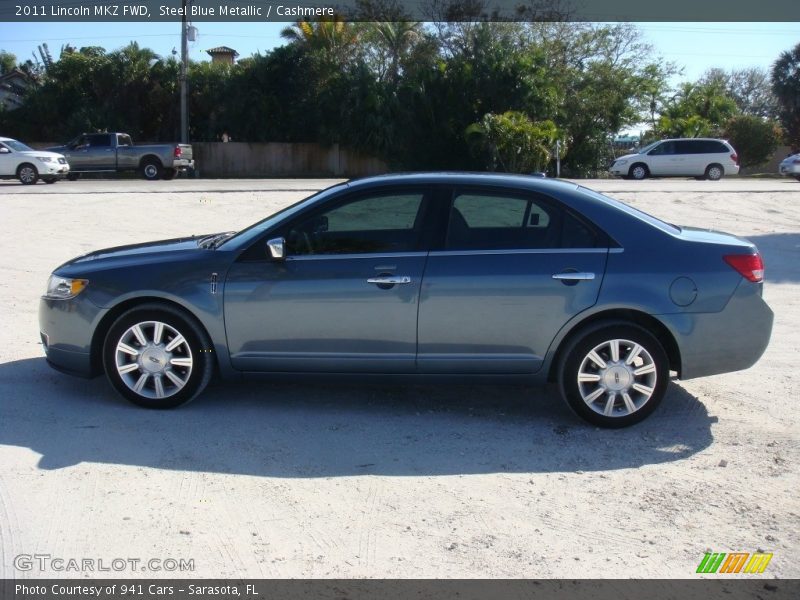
[180,0,189,143]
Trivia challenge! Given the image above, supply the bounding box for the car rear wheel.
[558,323,669,428]
[102,305,213,409]
[17,163,38,185]
[705,164,724,181]
[141,160,163,181]
[629,163,649,180]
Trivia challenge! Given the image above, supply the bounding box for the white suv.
[0,137,70,184]
[610,138,739,180]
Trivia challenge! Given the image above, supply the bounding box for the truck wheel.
[162,168,177,180]
[141,160,163,181]
[18,163,39,185]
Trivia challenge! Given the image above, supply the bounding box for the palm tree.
[368,22,422,85]
[280,17,362,66]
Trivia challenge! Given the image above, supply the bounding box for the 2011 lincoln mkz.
[39,173,773,427]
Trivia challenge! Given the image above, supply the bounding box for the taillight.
[724,253,764,283]
[730,153,738,165]
[174,146,182,158]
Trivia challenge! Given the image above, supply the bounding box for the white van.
[610,138,739,180]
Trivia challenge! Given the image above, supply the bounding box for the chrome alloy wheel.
[19,166,37,184]
[114,320,193,400]
[143,164,159,178]
[576,338,657,417]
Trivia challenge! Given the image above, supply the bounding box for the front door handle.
[367,276,411,285]
[552,272,595,281]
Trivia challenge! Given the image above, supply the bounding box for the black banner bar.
[2,0,800,22]
[2,580,800,600]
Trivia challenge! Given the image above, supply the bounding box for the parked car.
[0,137,69,184]
[47,132,194,181]
[39,173,773,427]
[778,152,800,181]
[610,138,740,180]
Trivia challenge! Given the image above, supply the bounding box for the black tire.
[43,178,58,184]
[17,163,38,185]
[628,163,649,180]
[102,304,214,409]
[66,173,80,181]
[705,164,724,181]
[557,322,669,428]
[141,159,163,181]
[794,175,800,182]
[162,168,177,180]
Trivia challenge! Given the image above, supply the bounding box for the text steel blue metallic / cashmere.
[39,174,773,427]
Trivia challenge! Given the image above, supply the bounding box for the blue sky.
[1,21,797,83]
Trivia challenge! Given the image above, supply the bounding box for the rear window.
[577,187,681,234]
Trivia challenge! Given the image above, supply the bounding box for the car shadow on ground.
[745,233,800,284]
[0,357,716,477]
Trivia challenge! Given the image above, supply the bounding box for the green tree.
[0,50,16,74]
[724,115,782,168]
[771,43,800,150]
[465,111,558,173]
[658,81,739,138]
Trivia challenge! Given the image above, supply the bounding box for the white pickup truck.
[48,132,194,180]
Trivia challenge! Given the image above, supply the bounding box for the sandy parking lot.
[0,177,798,578]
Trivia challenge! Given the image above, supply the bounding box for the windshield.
[637,141,661,154]
[2,139,34,152]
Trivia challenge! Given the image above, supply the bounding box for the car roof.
[657,138,729,142]
[0,137,15,142]
[345,172,580,193]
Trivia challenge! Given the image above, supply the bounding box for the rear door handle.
[367,276,411,285]
[552,272,595,281]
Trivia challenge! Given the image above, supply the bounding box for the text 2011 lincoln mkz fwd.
[39,174,773,427]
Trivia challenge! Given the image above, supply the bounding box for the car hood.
[779,154,799,164]
[613,153,639,162]
[55,235,218,272]
[18,150,66,160]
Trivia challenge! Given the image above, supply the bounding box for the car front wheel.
[103,305,213,409]
[558,323,669,428]
[18,163,39,185]
[629,164,649,180]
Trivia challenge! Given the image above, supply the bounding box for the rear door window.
[445,191,599,250]
[87,134,112,147]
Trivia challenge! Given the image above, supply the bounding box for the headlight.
[44,275,89,299]
[614,159,628,166]
[36,156,54,163]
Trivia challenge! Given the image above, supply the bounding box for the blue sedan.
[39,174,773,427]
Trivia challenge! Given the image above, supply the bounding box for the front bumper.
[661,281,773,380]
[41,162,70,177]
[39,295,105,378]
[779,164,800,176]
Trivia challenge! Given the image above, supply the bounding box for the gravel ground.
[0,177,798,579]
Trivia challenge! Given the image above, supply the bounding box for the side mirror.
[0,147,10,154]
[266,237,285,260]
